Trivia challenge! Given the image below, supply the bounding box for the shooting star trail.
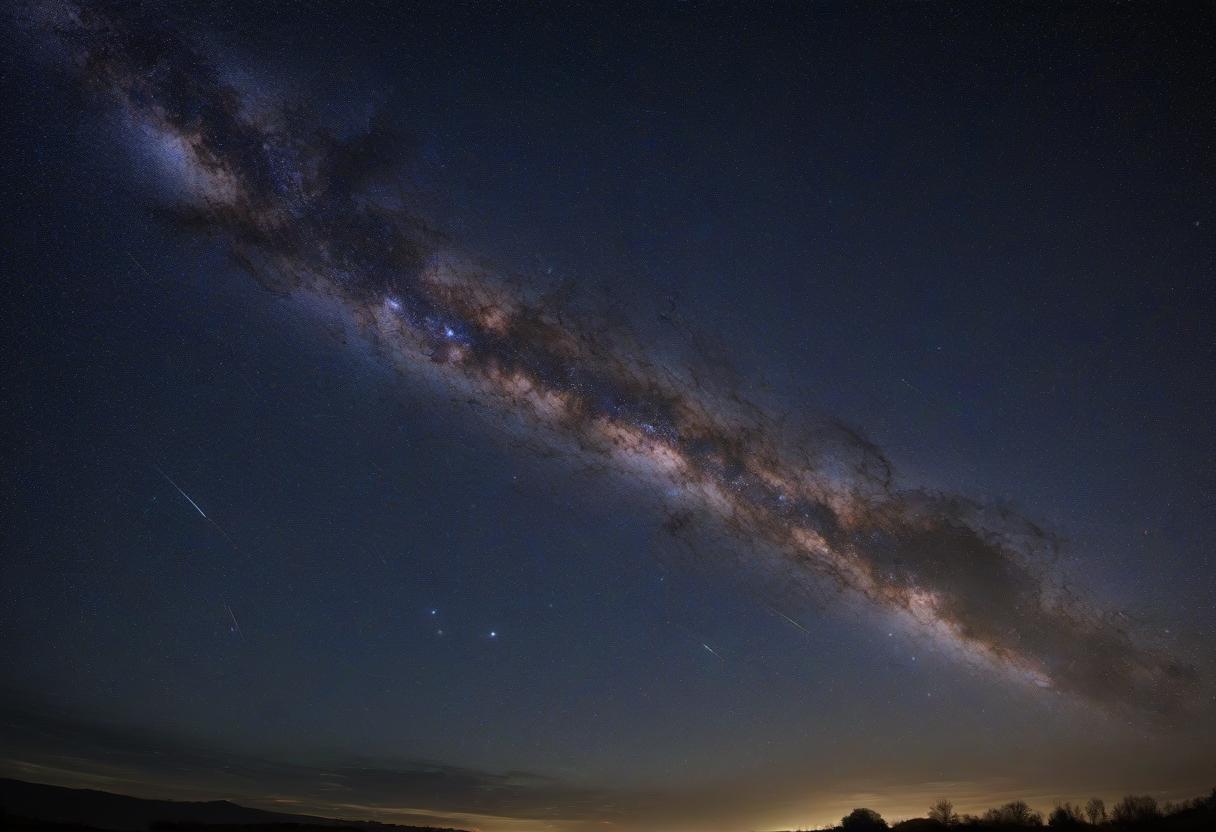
[153,464,207,518]
[126,251,153,280]
[152,463,237,548]
[223,601,244,640]
[764,603,813,636]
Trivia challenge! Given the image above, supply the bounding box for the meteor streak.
[223,601,243,640]
[33,1,1197,717]
[153,464,208,519]
[153,463,236,548]
[764,603,813,637]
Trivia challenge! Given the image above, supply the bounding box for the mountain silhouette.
[0,779,465,832]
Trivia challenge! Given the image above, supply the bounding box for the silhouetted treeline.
[794,788,1216,832]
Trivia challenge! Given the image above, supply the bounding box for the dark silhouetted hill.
[0,779,465,832]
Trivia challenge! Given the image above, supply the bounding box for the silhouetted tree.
[842,807,890,832]
[1164,788,1216,830]
[929,800,958,826]
[892,819,943,832]
[1110,795,1159,825]
[983,801,1043,827]
[1084,799,1106,826]
[1047,804,1084,829]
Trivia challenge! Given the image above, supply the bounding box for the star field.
[1,3,1214,830]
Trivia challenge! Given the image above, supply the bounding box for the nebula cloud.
[28,1,1198,717]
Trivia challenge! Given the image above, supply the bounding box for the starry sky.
[1,2,1214,831]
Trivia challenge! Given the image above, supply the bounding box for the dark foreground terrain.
[795,790,1216,832]
[0,779,463,832]
[4,778,1215,832]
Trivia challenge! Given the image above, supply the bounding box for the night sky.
[2,2,1214,830]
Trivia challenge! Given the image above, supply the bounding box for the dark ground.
[0,779,462,832]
